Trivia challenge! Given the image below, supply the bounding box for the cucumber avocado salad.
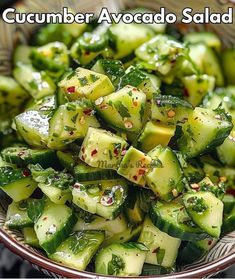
[1,9,235,276]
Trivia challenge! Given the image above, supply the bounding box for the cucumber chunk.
[135,35,187,75]
[178,107,233,158]
[184,32,221,52]
[25,95,57,114]
[146,146,186,201]
[183,191,223,238]
[74,212,127,236]
[48,100,100,149]
[13,63,56,99]
[150,201,208,241]
[79,127,128,170]
[117,146,152,186]
[217,130,235,167]
[34,202,77,254]
[222,205,235,235]
[15,110,50,148]
[118,67,161,100]
[30,42,69,79]
[49,231,104,271]
[59,67,114,101]
[181,74,215,106]
[0,166,37,202]
[178,237,217,265]
[74,160,117,181]
[138,216,181,267]
[72,179,128,220]
[151,95,193,125]
[30,164,73,204]
[222,194,235,214]
[108,23,154,59]
[91,59,125,86]
[5,201,33,229]
[95,85,146,133]
[22,227,40,248]
[95,242,148,276]
[137,121,176,152]
[13,45,32,65]
[1,146,57,168]
[0,75,29,116]
[188,44,224,86]
[222,48,235,85]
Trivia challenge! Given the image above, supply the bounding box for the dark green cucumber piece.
[74,160,118,182]
[0,166,37,202]
[1,146,57,168]
[57,151,78,172]
[138,216,181,267]
[5,201,33,229]
[178,107,233,158]
[30,164,73,204]
[222,194,235,214]
[49,231,105,270]
[30,42,69,79]
[95,242,148,276]
[183,191,223,238]
[91,59,125,86]
[142,264,175,276]
[150,201,208,241]
[151,95,193,125]
[177,237,217,265]
[222,205,235,235]
[27,198,46,223]
[34,201,77,254]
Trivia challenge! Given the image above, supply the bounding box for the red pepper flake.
[138,169,146,176]
[114,148,119,157]
[22,169,31,177]
[100,104,108,110]
[83,108,93,116]
[208,240,212,245]
[132,88,138,92]
[18,151,25,157]
[74,182,81,189]
[91,149,98,157]
[121,149,126,156]
[69,131,74,136]
[85,51,90,56]
[133,101,138,107]
[67,86,75,93]
[183,88,189,97]
[152,247,160,254]
[133,175,138,181]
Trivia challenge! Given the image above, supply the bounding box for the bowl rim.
[0,226,235,278]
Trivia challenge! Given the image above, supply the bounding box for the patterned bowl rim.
[0,226,235,278]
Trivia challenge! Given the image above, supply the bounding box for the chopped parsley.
[107,254,125,275]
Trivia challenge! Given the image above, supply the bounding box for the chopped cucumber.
[222,48,235,85]
[138,216,181,267]
[0,166,37,202]
[22,227,40,248]
[50,231,104,270]
[95,242,148,276]
[183,191,223,238]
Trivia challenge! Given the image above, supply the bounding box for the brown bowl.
[0,0,235,277]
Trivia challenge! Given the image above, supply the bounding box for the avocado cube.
[59,67,115,101]
[137,121,176,152]
[118,146,152,186]
[79,127,128,170]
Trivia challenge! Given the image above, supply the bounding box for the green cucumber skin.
[39,211,77,255]
[74,167,118,181]
[222,207,235,235]
[149,204,208,241]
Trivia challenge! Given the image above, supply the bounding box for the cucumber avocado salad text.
[1,9,235,276]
